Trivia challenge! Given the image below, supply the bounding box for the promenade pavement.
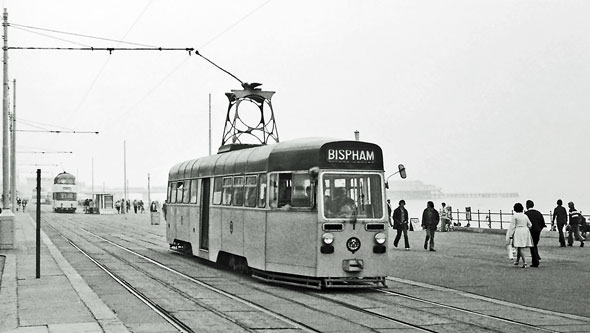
[0,210,588,332]
[0,212,129,333]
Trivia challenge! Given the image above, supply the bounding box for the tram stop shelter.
[89,193,116,214]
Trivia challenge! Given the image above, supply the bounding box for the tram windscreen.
[322,173,383,219]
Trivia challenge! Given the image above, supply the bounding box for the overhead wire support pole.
[2,8,10,210]
[10,79,15,211]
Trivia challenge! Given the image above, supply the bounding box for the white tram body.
[52,172,77,213]
[166,138,391,288]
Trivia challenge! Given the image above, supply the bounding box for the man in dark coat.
[393,200,410,250]
[525,200,546,267]
[421,201,440,251]
[552,199,568,247]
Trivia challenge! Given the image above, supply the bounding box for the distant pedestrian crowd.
[115,199,146,214]
[387,198,587,268]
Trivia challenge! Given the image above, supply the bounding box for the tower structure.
[219,83,279,152]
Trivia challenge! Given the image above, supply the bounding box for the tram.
[52,171,77,213]
[167,137,399,288]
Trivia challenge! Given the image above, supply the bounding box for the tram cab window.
[269,173,311,209]
[189,179,198,203]
[322,173,383,219]
[222,177,233,205]
[258,174,267,208]
[233,177,245,206]
[244,176,257,207]
[212,177,223,205]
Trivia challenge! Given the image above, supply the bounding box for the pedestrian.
[126,200,130,213]
[552,199,567,247]
[16,198,21,211]
[524,200,546,267]
[507,203,534,268]
[505,227,516,261]
[567,201,585,247]
[421,201,439,251]
[439,202,451,232]
[387,199,392,226]
[115,200,121,214]
[393,199,410,250]
[133,200,138,214]
[22,199,27,212]
[162,200,168,220]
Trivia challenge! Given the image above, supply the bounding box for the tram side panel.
[243,210,267,270]
[265,211,317,277]
[220,208,245,256]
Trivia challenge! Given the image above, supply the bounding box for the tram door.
[199,178,210,250]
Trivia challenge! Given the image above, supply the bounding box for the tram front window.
[322,173,383,219]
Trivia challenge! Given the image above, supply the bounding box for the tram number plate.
[342,259,364,272]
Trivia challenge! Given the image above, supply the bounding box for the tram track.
[376,288,558,332]
[43,214,573,332]
[45,218,321,333]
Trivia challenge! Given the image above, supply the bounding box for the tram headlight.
[374,232,386,244]
[322,233,334,245]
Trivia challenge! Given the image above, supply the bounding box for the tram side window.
[167,182,173,202]
[182,181,191,203]
[233,177,245,206]
[258,174,267,208]
[244,175,257,207]
[169,182,178,203]
[212,177,223,205]
[176,182,185,203]
[189,179,198,203]
[222,177,233,205]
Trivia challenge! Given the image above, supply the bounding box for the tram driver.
[326,187,356,218]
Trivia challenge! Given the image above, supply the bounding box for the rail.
[446,209,588,230]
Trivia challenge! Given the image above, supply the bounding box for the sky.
[3,0,589,207]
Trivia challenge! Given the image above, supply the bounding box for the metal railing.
[449,209,588,230]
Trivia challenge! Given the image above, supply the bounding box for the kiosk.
[90,193,117,214]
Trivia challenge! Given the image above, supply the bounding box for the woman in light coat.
[507,203,534,268]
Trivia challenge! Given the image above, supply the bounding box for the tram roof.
[168,138,384,181]
[54,171,75,183]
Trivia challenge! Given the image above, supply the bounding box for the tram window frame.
[189,179,198,203]
[222,177,233,206]
[232,176,245,206]
[244,175,257,207]
[258,174,267,208]
[212,177,223,205]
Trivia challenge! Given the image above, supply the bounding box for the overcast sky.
[4,0,589,206]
